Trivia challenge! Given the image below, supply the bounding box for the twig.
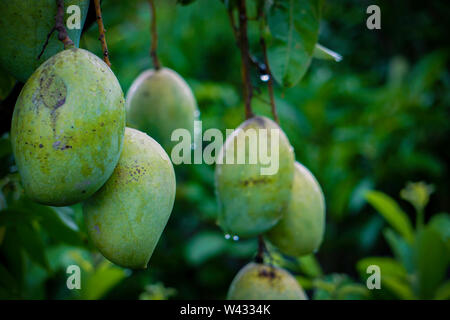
[94,0,111,67]
[255,235,266,263]
[260,36,279,124]
[148,0,161,70]
[237,0,254,119]
[38,0,74,59]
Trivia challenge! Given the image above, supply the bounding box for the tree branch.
[38,0,74,59]
[260,36,279,124]
[255,235,267,263]
[148,0,161,70]
[94,0,111,67]
[237,0,253,119]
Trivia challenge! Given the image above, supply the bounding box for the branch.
[94,0,111,67]
[148,0,161,70]
[260,36,279,124]
[255,235,266,263]
[38,0,74,59]
[237,0,254,119]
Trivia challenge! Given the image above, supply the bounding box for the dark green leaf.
[16,223,50,271]
[415,226,449,299]
[265,0,322,87]
[365,191,414,243]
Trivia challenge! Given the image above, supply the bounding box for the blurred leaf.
[428,213,450,252]
[81,261,127,300]
[265,0,322,87]
[13,201,83,246]
[382,275,416,300]
[16,223,50,271]
[365,191,414,243]
[0,138,12,159]
[434,281,450,300]
[313,44,342,62]
[0,67,16,100]
[357,257,408,281]
[400,181,434,214]
[139,282,177,300]
[383,228,415,273]
[297,254,323,278]
[415,225,449,299]
[184,231,227,266]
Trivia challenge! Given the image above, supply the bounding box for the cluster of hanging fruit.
[2,0,326,300]
[0,0,201,269]
[215,105,326,300]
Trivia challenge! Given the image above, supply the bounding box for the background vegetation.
[0,0,449,299]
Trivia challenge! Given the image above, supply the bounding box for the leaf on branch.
[265,0,322,87]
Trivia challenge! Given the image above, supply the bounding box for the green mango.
[0,0,89,83]
[267,162,326,257]
[227,262,307,300]
[83,127,176,269]
[215,116,294,237]
[11,48,125,206]
[126,68,199,152]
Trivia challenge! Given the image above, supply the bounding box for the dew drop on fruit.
[232,235,239,241]
[224,234,231,240]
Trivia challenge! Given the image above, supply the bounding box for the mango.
[126,68,199,152]
[0,0,89,82]
[227,262,307,300]
[267,162,326,256]
[83,128,176,269]
[11,48,125,206]
[215,116,294,237]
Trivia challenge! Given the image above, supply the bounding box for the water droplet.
[194,110,201,117]
[233,235,239,241]
[260,74,270,82]
[191,142,196,150]
[225,234,231,240]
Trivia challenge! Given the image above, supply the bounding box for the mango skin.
[267,162,326,257]
[215,116,294,237]
[227,262,307,300]
[0,0,89,82]
[126,68,199,152]
[83,128,176,269]
[11,48,126,206]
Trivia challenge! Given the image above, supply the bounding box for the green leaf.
[415,225,449,299]
[297,254,323,278]
[184,231,227,266]
[0,137,12,159]
[15,223,50,271]
[365,191,414,243]
[265,0,322,87]
[435,281,450,300]
[81,261,126,300]
[356,257,408,281]
[382,275,416,300]
[383,228,415,273]
[0,66,16,100]
[428,213,450,252]
[313,44,342,62]
[12,200,83,246]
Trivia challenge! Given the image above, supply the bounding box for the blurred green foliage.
[0,0,449,299]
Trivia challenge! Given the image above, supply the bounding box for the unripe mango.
[11,48,126,206]
[83,128,176,269]
[227,262,307,300]
[126,68,199,152]
[0,0,89,82]
[215,116,294,237]
[267,162,326,257]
